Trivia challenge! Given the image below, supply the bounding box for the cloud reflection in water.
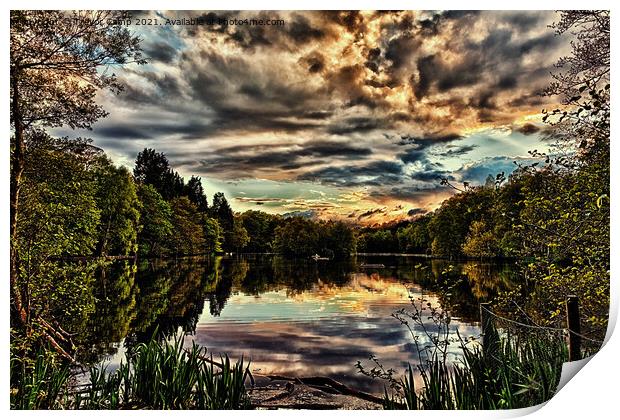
[190,272,480,393]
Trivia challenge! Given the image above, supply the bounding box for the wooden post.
[479,302,499,370]
[566,295,581,362]
[479,302,491,341]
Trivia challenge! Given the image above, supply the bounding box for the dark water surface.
[79,255,520,393]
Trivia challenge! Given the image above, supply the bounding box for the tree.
[273,217,320,257]
[211,192,234,250]
[491,179,524,257]
[427,189,493,258]
[203,217,223,254]
[513,162,609,337]
[169,170,186,199]
[94,160,141,256]
[231,218,250,254]
[133,148,184,199]
[357,229,398,253]
[184,176,209,212]
[169,197,206,256]
[396,215,431,253]
[13,135,102,358]
[321,221,356,258]
[461,221,499,258]
[137,184,174,257]
[427,204,464,258]
[543,11,609,166]
[495,11,610,342]
[10,10,144,355]
[238,210,281,253]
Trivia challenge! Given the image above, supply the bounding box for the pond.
[77,255,521,394]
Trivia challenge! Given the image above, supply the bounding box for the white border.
[3,1,618,419]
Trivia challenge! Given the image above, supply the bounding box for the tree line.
[131,146,358,259]
[20,142,361,259]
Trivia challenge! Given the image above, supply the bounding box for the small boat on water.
[359,263,385,268]
[311,254,330,261]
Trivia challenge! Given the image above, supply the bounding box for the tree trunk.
[10,68,28,327]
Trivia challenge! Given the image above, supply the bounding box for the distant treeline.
[22,140,606,263]
[359,157,608,261]
[132,147,357,258]
[356,175,521,259]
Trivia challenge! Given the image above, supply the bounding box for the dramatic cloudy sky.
[71,10,572,225]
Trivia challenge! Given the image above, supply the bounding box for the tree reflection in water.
[78,255,520,376]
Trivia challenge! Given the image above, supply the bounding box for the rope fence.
[479,297,604,362]
[480,306,604,345]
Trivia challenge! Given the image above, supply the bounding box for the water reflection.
[79,255,519,393]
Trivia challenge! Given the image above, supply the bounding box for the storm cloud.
[64,10,571,223]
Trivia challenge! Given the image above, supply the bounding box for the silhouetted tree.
[211,192,234,250]
[184,176,209,212]
[133,148,184,199]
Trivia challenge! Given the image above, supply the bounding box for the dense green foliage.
[274,218,357,258]
[231,218,250,253]
[169,197,207,256]
[356,184,518,259]
[13,137,102,359]
[210,192,235,250]
[94,159,141,256]
[132,148,226,256]
[203,217,224,254]
[136,184,174,256]
[238,210,281,253]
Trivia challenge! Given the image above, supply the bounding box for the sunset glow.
[55,10,570,224]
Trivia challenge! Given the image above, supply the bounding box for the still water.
[79,255,519,393]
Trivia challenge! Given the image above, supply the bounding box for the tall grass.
[12,337,252,409]
[381,325,567,410]
[10,351,71,409]
[359,297,568,410]
[384,331,566,409]
[73,338,252,409]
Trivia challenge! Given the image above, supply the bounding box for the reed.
[12,337,251,410]
[359,296,568,410]
[383,328,567,410]
[72,337,252,409]
[10,351,71,409]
